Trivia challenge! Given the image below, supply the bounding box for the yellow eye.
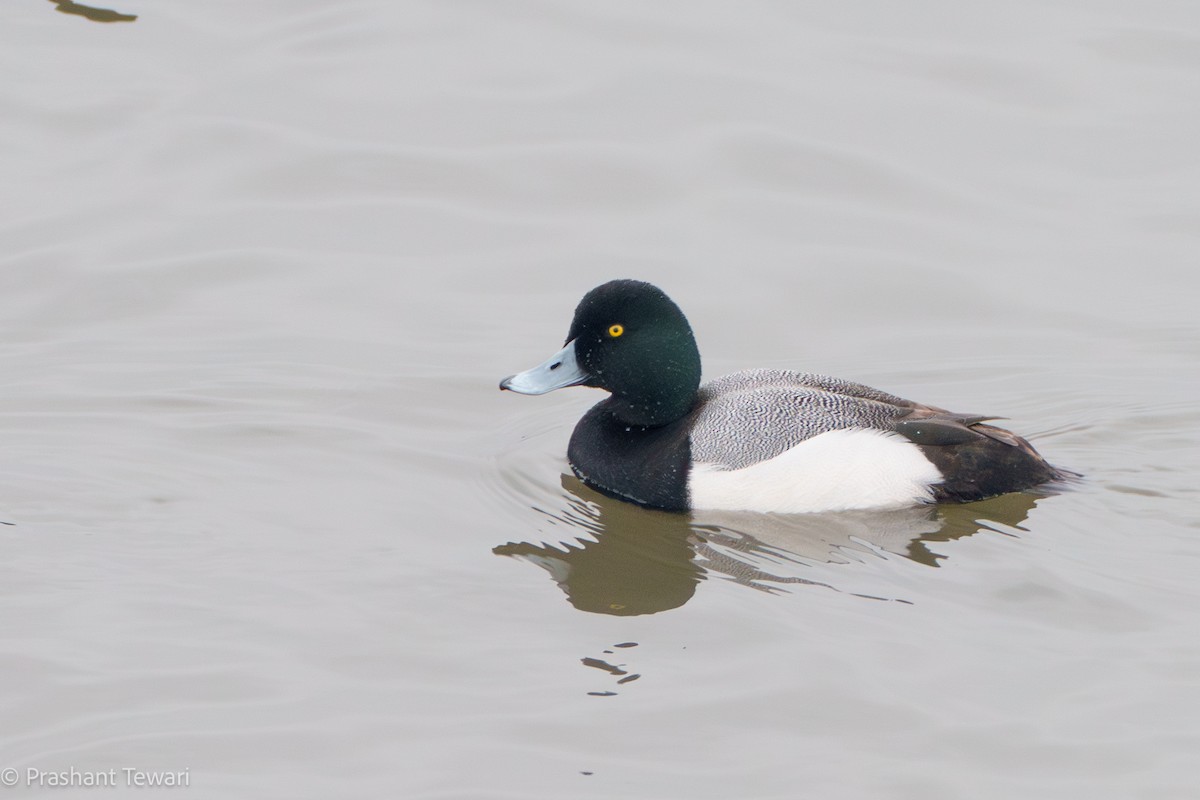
[608,324,624,338]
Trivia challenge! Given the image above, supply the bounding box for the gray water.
[3,2,1198,798]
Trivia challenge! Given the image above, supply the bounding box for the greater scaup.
[500,279,1065,513]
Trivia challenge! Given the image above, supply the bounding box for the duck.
[499,279,1065,514]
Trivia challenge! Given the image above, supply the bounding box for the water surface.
[2,2,1198,798]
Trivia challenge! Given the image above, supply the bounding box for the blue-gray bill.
[499,340,588,395]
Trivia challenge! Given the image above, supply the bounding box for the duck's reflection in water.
[48,0,138,23]
[496,478,704,616]
[494,475,1047,617]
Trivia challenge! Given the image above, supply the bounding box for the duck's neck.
[603,391,695,428]
[604,355,701,427]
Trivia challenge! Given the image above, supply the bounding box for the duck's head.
[500,279,702,427]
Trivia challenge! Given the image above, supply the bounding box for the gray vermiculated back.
[688,370,917,470]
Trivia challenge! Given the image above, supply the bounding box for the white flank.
[688,428,943,513]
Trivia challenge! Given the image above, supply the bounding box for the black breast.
[567,401,693,511]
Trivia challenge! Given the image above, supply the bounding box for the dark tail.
[918,423,1070,504]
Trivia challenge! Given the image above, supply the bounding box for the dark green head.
[500,280,702,427]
